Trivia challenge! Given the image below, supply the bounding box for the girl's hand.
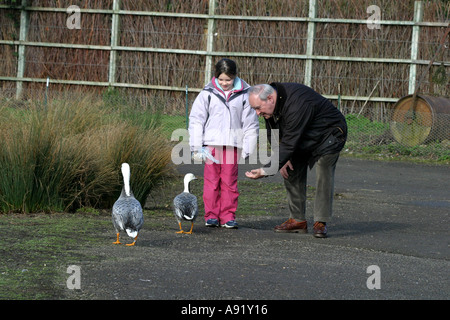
[192,152,204,162]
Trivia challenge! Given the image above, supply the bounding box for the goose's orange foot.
[176,222,186,234]
[125,236,138,246]
[113,233,121,245]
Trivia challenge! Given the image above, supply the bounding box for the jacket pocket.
[312,127,346,157]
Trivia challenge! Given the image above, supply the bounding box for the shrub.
[0,94,174,213]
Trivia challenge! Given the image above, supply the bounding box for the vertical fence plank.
[16,0,29,99]
[408,1,423,94]
[304,0,317,87]
[204,0,216,85]
[108,0,121,87]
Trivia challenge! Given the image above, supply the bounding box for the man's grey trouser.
[283,153,340,222]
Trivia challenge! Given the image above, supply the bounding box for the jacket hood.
[206,77,249,95]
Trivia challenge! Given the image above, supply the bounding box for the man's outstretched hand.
[245,168,265,179]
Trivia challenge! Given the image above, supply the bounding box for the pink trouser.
[203,146,240,224]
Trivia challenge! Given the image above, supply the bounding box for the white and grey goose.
[173,173,198,234]
[112,163,144,246]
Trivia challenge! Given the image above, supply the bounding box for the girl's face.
[217,73,235,91]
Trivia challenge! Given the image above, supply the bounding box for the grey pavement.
[69,157,449,301]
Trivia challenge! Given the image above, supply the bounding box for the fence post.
[16,0,29,99]
[304,0,317,87]
[408,1,423,94]
[204,0,216,85]
[185,85,189,129]
[108,0,121,87]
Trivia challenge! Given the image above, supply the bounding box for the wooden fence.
[0,0,448,105]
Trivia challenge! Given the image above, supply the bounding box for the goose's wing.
[174,193,198,221]
[173,194,184,221]
[112,198,128,232]
[190,194,198,220]
[112,197,143,232]
[127,197,144,231]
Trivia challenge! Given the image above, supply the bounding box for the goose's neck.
[122,169,131,196]
[183,179,190,193]
[124,179,131,196]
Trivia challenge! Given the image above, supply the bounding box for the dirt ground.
[61,157,449,302]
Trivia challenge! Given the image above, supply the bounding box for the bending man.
[245,83,347,238]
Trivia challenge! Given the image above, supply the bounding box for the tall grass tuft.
[0,94,174,213]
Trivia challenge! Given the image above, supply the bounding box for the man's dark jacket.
[265,82,347,171]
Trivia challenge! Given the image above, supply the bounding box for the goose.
[173,173,198,234]
[112,163,144,246]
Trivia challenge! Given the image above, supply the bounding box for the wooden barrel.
[390,94,450,147]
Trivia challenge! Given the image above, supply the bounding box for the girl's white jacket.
[189,77,259,159]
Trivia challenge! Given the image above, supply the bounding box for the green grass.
[346,114,390,142]
[344,139,450,164]
[0,212,110,299]
[160,114,188,138]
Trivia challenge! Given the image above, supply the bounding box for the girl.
[189,58,259,229]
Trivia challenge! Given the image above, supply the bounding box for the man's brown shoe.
[313,221,327,238]
[274,218,307,233]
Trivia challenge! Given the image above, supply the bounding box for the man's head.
[248,84,277,119]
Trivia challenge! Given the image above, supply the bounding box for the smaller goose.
[112,163,144,246]
[173,173,198,234]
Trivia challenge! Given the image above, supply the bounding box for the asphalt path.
[67,157,449,303]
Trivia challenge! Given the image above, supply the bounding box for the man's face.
[249,93,276,119]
